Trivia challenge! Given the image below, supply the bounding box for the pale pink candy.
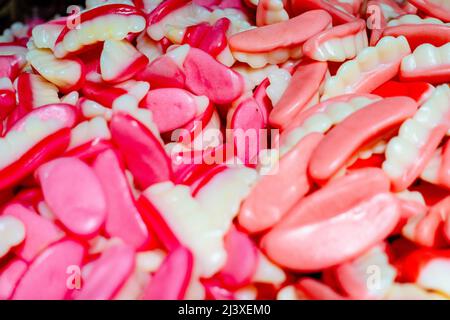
[3,203,64,262]
[0,259,27,300]
[183,47,244,104]
[72,244,135,300]
[142,88,198,133]
[262,169,400,271]
[37,157,107,239]
[142,246,193,300]
[92,150,151,249]
[239,133,323,233]
[13,240,85,300]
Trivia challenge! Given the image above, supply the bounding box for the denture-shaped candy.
[309,96,418,182]
[239,133,323,233]
[3,203,63,262]
[280,94,382,148]
[383,85,450,191]
[400,43,450,84]
[0,103,76,190]
[303,19,368,62]
[72,244,135,300]
[379,14,450,50]
[27,48,86,93]
[110,112,173,189]
[37,157,107,238]
[54,4,147,58]
[15,73,60,111]
[143,182,227,277]
[93,149,152,249]
[321,36,411,100]
[269,61,328,129]
[13,240,85,299]
[100,39,149,83]
[229,10,332,68]
[262,168,400,271]
[67,117,111,152]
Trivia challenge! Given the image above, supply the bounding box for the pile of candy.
[0,0,449,300]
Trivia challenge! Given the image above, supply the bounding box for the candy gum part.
[321,36,411,101]
[290,0,357,25]
[408,0,450,23]
[303,19,368,62]
[262,169,399,271]
[229,10,332,53]
[382,85,450,191]
[54,5,146,58]
[238,132,323,233]
[269,61,328,130]
[15,73,60,110]
[280,95,381,154]
[0,104,76,170]
[309,96,418,181]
